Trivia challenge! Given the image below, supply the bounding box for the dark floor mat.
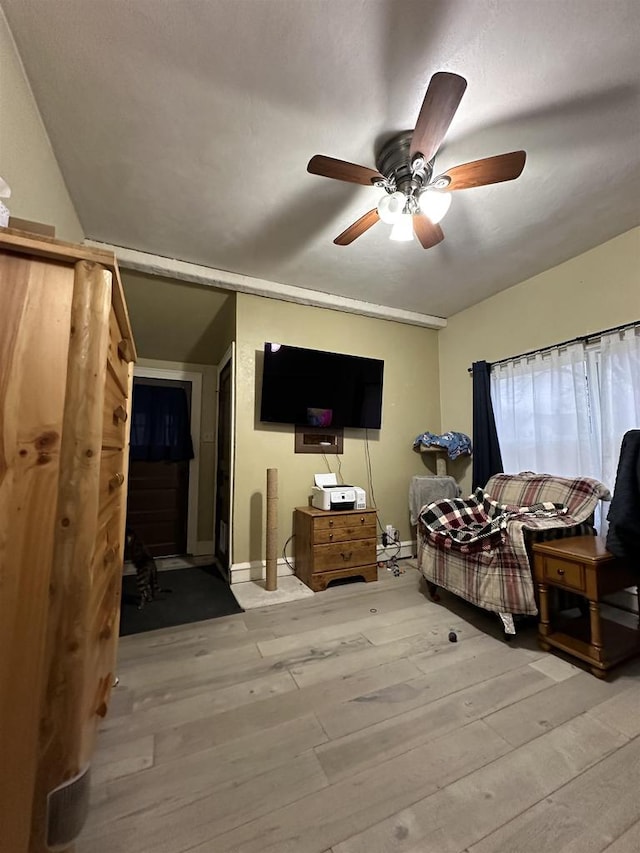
[119,564,243,636]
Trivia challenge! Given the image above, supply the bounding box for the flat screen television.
[260,343,384,429]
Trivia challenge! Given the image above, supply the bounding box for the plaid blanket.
[420,489,568,548]
[417,474,611,616]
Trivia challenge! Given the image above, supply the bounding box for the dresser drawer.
[312,538,376,573]
[93,507,124,576]
[314,513,375,532]
[313,523,376,544]
[106,307,131,397]
[103,371,128,449]
[542,556,585,592]
[98,449,126,526]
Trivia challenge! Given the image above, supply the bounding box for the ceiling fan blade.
[410,72,468,163]
[413,215,444,250]
[435,150,527,191]
[307,155,383,186]
[334,209,380,245]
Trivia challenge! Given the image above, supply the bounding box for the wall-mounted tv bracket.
[294,425,344,454]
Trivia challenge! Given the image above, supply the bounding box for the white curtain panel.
[491,326,640,535]
[491,343,600,480]
[597,327,640,494]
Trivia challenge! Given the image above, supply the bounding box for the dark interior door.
[127,459,189,557]
[215,360,232,573]
[126,378,192,558]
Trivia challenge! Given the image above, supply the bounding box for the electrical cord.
[365,428,386,537]
[282,534,295,570]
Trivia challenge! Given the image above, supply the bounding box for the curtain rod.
[467,319,639,374]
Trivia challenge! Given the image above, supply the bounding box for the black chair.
[606,429,640,578]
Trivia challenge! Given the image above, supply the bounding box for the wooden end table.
[532,536,640,678]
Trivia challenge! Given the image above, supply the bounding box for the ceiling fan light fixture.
[389,213,414,242]
[418,189,452,224]
[377,191,406,224]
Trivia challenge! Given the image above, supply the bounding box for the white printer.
[311,473,366,511]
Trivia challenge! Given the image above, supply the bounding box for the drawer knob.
[557,568,565,576]
[360,517,365,524]
[109,472,125,490]
[329,533,333,540]
[113,404,128,423]
[340,551,353,561]
[117,338,131,362]
[329,520,334,527]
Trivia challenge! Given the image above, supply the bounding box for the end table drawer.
[543,556,585,592]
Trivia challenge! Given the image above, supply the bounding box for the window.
[490,325,640,528]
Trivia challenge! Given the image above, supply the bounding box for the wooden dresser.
[0,228,136,852]
[294,506,378,591]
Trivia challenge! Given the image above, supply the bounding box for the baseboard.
[230,557,294,584]
[229,540,416,584]
[377,539,416,560]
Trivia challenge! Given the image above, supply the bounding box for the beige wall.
[0,9,82,242]
[233,294,441,566]
[439,226,640,492]
[121,271,235,365]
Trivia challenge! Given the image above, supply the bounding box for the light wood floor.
[77,563,640,853]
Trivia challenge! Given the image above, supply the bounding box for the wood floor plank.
[315,664,551,783]
[153,657,422,763]
[587,683,640,738]
[78,750,329,853]
[332,715,627,853]
[79,563,637,853]
[255,602,447,657]
[183,720,511,853]
[86,714,328,830]
[96,669,298,748]
[483,670,617,747]
[120,640,263,690]
[129,633,373,712]
[360,607,475,645]
[116,625,277,669]
[90,734,155,788]
[288,626,479,690]
[317,641,543,740]
[467,736,640,853]
[243,586,425,638]
[603,819,640,852]
[116,614,249,658]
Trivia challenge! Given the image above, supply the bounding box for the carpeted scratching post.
[266,467,278,591]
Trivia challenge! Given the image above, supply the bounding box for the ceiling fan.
[307,72,526,248]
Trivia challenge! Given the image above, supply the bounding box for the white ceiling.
[4,0,640,318]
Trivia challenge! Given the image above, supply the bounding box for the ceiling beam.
[85,241,447,330]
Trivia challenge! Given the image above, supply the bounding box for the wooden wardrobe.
[0,228,136,852]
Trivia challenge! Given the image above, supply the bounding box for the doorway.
[126,377,192,557]
[214,345,235,580]
[120,363,242,634]
[128,366,203,554]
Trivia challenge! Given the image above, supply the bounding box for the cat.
[124,527,171,609]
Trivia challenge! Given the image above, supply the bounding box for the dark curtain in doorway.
[130,385,195,462]
[471,360,503,489]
